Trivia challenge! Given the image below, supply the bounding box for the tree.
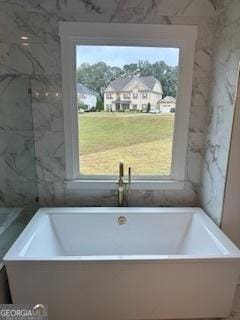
[138,60,153,76]
[76,60,178,98]
[77,62,112,96]
[111,66,123,80]
[122,63,139,77]
[151,61,178,97]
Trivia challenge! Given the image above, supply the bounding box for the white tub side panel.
[0,267,11,303]
[6,261,240,320]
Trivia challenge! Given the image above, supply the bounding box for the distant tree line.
[77,60,178,98]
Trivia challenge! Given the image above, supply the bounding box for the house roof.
[160,96,176,103]
[105,76,161,92]
[77,83,97,96]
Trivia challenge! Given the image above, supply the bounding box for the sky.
[76,45,179,68]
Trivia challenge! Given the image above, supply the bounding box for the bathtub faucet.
[117,161,131,207]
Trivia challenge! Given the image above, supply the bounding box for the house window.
[142,104,147,110]
[60,22,197,189]
[123,93,131,99]
[133,93,138,99]
[132,104,138,110]
[106,93,113,99]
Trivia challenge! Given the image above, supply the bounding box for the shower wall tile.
[0,130,37,205]
[31,75,65,205]
[0,74,37,207]
[0,75,32,131]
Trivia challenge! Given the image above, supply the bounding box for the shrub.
[96,99,104,111]
[146,103,151,113]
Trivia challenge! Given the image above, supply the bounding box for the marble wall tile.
[0,75,37,207]
[0,3,218,76]
[0,130,37,206]
[0,0,220,207]
[192,82,210,107]
[0,75,32,130]
[189,106,208,133]
[200,0,240,224]
[64,182,198,208]
[30,74,65,205]
[152,182,198,206]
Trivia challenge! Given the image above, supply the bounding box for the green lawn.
[78,112,175,175]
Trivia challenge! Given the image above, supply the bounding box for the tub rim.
[3,207,240,264]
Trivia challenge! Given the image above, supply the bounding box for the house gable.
[104,76,162,94]
[123,78,149,92]
[104,85,115,92]
[152,81,163,95]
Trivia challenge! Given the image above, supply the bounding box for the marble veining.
[0,0,221,208]
[200,0,240,225]
[0,75,37,207]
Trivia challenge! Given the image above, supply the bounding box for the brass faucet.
[117,161,131,207]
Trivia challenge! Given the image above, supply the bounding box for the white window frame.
[59,22,197,190]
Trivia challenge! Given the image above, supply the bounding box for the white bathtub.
[0,208,22,269]
[4,207,240,320]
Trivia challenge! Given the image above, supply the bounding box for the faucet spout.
[117,161,131,207]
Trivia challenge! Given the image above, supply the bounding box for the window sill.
[65,179,185,190]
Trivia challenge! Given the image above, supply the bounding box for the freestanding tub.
[4,207,240,320]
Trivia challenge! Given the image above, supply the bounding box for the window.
[132,104,138,110]
[142,104,147,110]
[123,93,131,99]
[106,93,113,99]
[60,22,197,189]
[133,93,138,99]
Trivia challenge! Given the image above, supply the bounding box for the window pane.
[76,45,179,176]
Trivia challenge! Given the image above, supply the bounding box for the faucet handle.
[119,160,124,178]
